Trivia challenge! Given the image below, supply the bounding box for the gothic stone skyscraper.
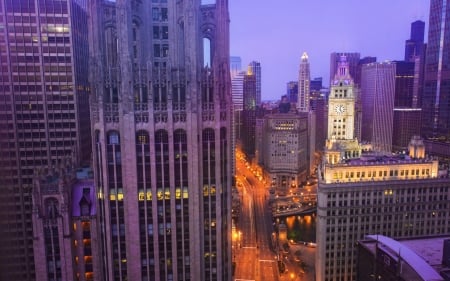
[0,0,90,279]
[88,0,232,280]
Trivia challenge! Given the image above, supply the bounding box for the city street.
[233,150,317,281]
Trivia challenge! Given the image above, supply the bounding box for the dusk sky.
[229,0,430,101]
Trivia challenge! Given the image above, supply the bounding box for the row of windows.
[332,168,431,180]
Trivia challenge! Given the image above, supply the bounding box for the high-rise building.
[248,61,261,105]
[422,0,450,157]
[230,56,242,79]
[286,81,298,104]
[317,55,450,281]
[261,113,308,191]
[310,77,323,92]
[0,1,90,279]
[242,69,257,158]
[297,52,310,112]
[405,20,425,62]
[88,1,231,280]
[360,62,396,153]
[309,90,327,151]
[231,71,245,111]
[361,61,418,153]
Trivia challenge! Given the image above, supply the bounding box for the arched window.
[203,37,211,67]
[45,198,58,219]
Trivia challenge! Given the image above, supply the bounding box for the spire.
[301,52,309,62]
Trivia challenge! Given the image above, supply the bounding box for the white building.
[316,56,450,281]
[297,52,311,112]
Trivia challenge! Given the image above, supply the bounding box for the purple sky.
[229,0,430,101]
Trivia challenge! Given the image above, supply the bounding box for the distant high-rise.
[297,52,310,112]
[0,1,91,279]
[286,81,298,104]
[422,0,450,148]
[248,61,261,105]
[310,77,323,92]
[230,56,242,79]
[242,69,257,158]
[405,20,425,62]
[231,71,245,110]
[88,1,232,280]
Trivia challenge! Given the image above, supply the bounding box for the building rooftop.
[365,235,448,281]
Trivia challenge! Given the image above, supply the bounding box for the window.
[203,38,211,67]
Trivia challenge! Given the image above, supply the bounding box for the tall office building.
[310,77,323,92]
[88,1,231,281]
[422,0,450,157]
[231,71,245,111]
[405,20,425,62]
[317,54,450,281]
[360,62,396,153]
[248,61,261,105]
[361,61,419,153]
[261,113,308,191]
[242,68,257,158]
[297,52,310,112]
[0,1,90,280]
[286,81,298,104]
[229,56,241,79]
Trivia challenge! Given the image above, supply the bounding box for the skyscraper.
[230,56,242,79]
[422,0,450,156]
[242,68,257,158]
[297,52,310,112]
[360,62,396,153]
[286,81,298,104]
[405,20,425,62]
[0,1,90,279]
[88,1,231,280]
[248,61,261,105]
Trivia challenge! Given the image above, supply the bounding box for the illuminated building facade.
[262,113,308,191]
[88,0,231,280]
[0,0,90,279]
[297,52,310,112]
[316,55,450,281]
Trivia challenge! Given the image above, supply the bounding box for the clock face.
[335,104,345,114]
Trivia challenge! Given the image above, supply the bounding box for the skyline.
[229,0,430,101]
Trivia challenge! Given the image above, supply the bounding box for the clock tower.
[324,56,361,164]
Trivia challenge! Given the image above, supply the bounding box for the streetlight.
[290,272,295,280]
